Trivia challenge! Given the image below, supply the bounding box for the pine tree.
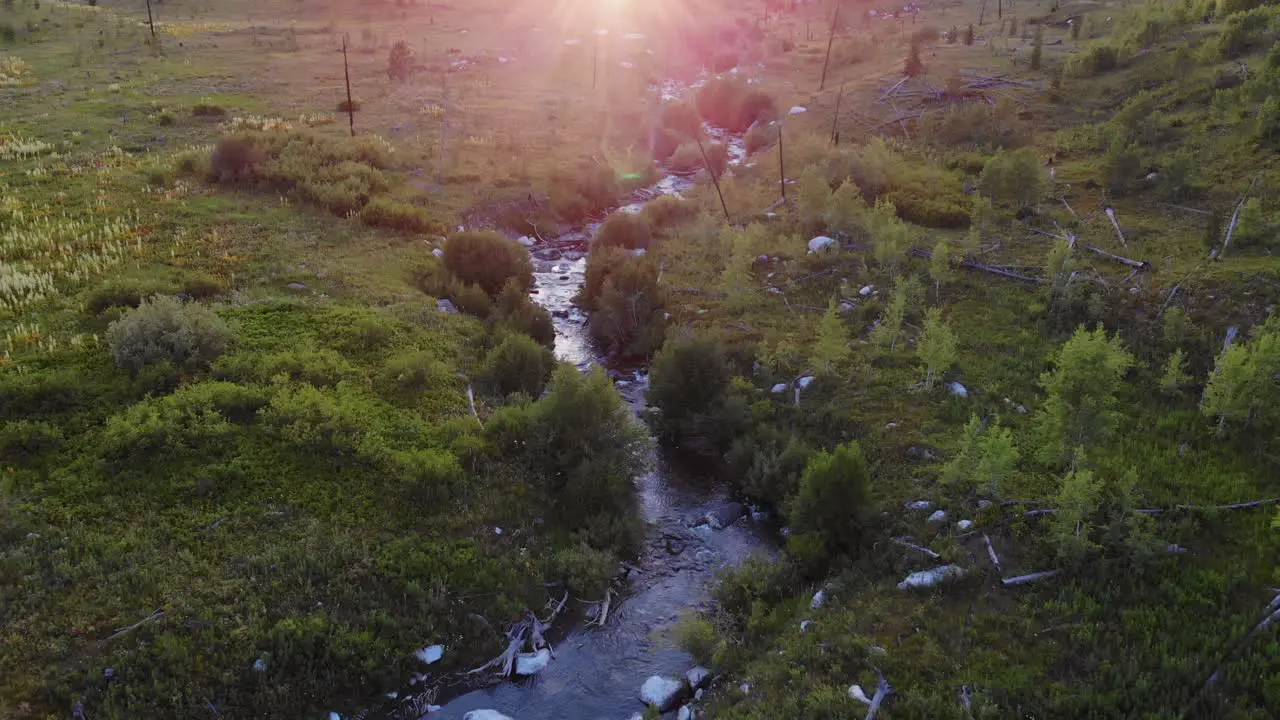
[720,225,758,310]
[870,280,908,351]
[1051,459,1102,561]
[964,23,975,46]
[917,307,958,390]
[941,415,1019,495]
[1202,343,1255,435]
[929,240,954,300]
[825,180,866,237]
[796,166,831,229]
[871,198,910,275]
[1159,348,1190,396]
[812,298,851,376]
[1030,25,1044,70]
[1035,325,1134,466]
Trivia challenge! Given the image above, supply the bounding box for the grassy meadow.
[3,0,1280,717]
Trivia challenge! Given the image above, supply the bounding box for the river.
[434,116,770,719]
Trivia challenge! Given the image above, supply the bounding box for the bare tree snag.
[892,537,942,559]
[831,81,846,144]
[1080,242,1149,269]
[819,0,843,91]
[694,135,731,222]
[1216,174,1260,260]
[103,609,165,644]
[864,671,894,720]
[342,35,356,137]
[1001,570,1059,586]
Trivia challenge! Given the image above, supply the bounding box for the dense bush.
[548,542,617,598]
[593,212,654,251]
[744,121,778,155]
[360,196,440,233]
[548,159,623,223]
[589,254,666,358]
[216,348,356,387]
[695,77,777,133]
[640,195,698,233]
[210,135,265,182]
[490,279,555,348]
[86,278,175,314]
[0,420,64,465]
[106,296,231,375]
[191,103,228,119]
[787,442,874,560]
[979,148,1045,209]
[674,616,718,664]
[1066,42,1120,76]
[480,333,556,397]
[443,231,534,297]
[648,334,744,458]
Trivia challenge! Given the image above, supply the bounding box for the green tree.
[480,333,556,398]
[444,231,534,296]
[1035,325,1134,466]
[812,298,851,376]
[721,224,759,310]
[1050,460,1102,561]
[979,148,1045,209]
[788,442,874,556]
[870,280,908,351]
[825,180,866,237]
[1045,237,1074,309]
[929,240,954,300]
[917,307,958,390]
[942,415,1019,495]
[1202,343,1255,435]
[1159,348,1190,396]
[796,165,831,229]
[388,40,415,82]
[870,198,910,274]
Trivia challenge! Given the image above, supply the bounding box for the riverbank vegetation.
[3,0,1279,716]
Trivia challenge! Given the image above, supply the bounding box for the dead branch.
[864,671,894,720]
[103,609,165,644]
[1080,242,1150,270]
[1160,264,1202,315]
[911,247,1042,283]
[891,537,942,560]
[983,533,1003,576]
[1216,174,1260,260]
[543,591,569,625]
[1001,570,1059,586]
[1182,593,1280,718]
[1059,195,1080,221]
[1155,201,1210,216]
[466,385,482,427]
[1103,207,1128,248]
[1135,497,1280,515]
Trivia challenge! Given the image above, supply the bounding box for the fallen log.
[911,247,1042,283]
[1216,174,1260,260]
[892,537,942,560]
[1160,264,1202,315]
[1135,497,1280,515]
[1182,593,1280,718]
[864,671,895,720]
[1001,570,1059,586]
[1103,207,1128,247]
[466,385,482,427]
[983,533,1003,576]
[1080,242,1149,270]
[103,609,165,644]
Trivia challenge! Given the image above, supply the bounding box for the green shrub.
[674,616,718,664]
[452,282,494,317]
[589,255,666,357]
[549,542,617,598]
[261,383,386,458]
[210,135,265,182]
[667,143,705,174]
[86,278,174,314]
[443,231,534,296]
[480,333,556,397]
[389,447,462,506]
[581,245,631,310]
[388,40,416,82]
[744,121,778,155]
[594,212,653,250]
[216,348,356,387]
[336,98,362,112]
[695,78,777,133]
[360,196,439,233]
[191,103,227,119]
[0,23,15,44]
[648,334,740,457]
[381,350,456,394]
[0,420,64,464]
[106,296,231,375]
[787,442,874,558]
[1066,42,1119,76]
[99,394,235,462]
[640,195,698,232]
[181,272,227,299]
[491,279,555,348]
[979,148,1045,209]
[548,160,622,223]
[662,101,702,137]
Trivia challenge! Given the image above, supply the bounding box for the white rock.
[633,248,647,257]
[905,500,933,511]
[687,666,711,690]
[514,648,552,675]
[739,682,753,694]
[977,499,994,510]
[493,526,503,535]
[771,383,789,394]
[927,510,947,524]
[677,705,694,720]
[695,688,704,701]
[859,285,874,296]
[788,106,808,114]
[517,235,535,247]
[415,644,444,664]
[849,684,873,705]
[811,589,827,609]
[797,376,816,389]
[329,714,342,720]
[1016,405,1029,414]
[800,620,813,632]
[807,235,837,253]
[437,299,458,315]
[463,712,513,720]
[252,658,267,672]
[640,675,686,711]
[885,422,898,430]
[869,645,887,656]
[898,564,967,590]
[957,519,974,531]
[947,381,968,398]
[432,247,445,258]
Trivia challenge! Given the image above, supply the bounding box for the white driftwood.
[983,533,1003,576]
[1001,570,1059,586]
[467,385,482,427]
[891,537,942,560]
[1186,593,1280,714]
[1080,242,1149,269]
[1104,207,1128,247]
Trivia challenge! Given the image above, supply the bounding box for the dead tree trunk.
[818,0,843,91]
[342,36,356,137]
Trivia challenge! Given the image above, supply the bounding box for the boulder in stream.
[514,648,551,676]
[639,675,686,711]
[705,502,745,530]
[677,705,695,720]
[414,644,444,664]
[686,665,711,690]
[463,712,513,720]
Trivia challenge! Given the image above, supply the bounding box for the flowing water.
[431,124,769,720]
